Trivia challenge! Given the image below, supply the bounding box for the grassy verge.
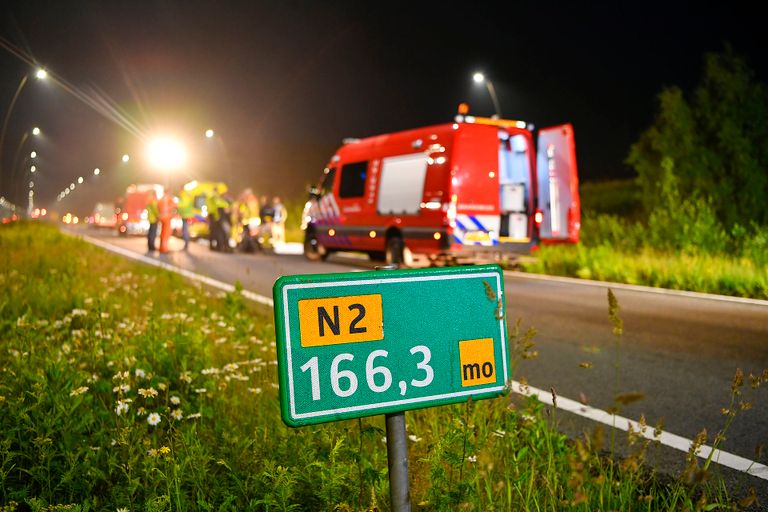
[524,244,768,299]
[0,222,759,510]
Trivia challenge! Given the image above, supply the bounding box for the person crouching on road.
[158,191,176,253]
[147,195,159,252]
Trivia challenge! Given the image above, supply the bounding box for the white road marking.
[80,234,274,307]
[512,381,768,481]
[79,233,768,481]
[505,270,768,306]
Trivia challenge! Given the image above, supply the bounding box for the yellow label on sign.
[298,294,383,347]
[459,338,496,386]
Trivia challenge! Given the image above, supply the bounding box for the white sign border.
[280,271,508,421]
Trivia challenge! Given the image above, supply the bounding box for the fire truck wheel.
[304,230,328,261]
[385,236,404,265]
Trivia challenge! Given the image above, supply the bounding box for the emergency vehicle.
[116,184,163,236]
[302,111,580,265]
[179,180,229,239]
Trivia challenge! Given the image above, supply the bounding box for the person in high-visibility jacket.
[177,190,194,251]
[146,195,159,252]
[157,191,176,253]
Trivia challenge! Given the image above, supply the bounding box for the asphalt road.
[77,227,768,485]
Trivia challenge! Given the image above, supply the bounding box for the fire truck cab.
[303,115,579,265]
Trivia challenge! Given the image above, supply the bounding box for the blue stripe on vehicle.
[469,215,487,231]
[455,219,469,231]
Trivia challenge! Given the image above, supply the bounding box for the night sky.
[1,1,764,215]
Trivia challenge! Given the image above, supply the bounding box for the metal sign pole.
[385,411,411,511]
[376,264,411,512]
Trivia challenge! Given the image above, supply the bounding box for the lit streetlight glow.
[147,136,187,171]
[32,127,41,136]
[30,151,37,159]
[35,68,47,80]
[77,176,84,184]
[471,70,502,118]
[205,129,215,138]
[94,168,100,175]
[122,154,130,163]
[30,165,36,173]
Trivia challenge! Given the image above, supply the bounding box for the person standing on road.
[158,191,176,253]
[146,194,159,252]
[178,189,194,251]
[271,196,287,244]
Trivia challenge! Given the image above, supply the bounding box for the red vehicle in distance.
[116,184,163,236]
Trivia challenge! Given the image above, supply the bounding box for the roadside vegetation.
[524,49,768,299]
[2,222,764,510]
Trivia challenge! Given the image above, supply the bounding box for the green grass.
[0,222,761,510]
[525,244,768,299]
[523,179,768,299]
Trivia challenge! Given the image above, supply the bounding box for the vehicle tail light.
[121,212,128,221]
[534,209,543,226]
[445,194,458,228]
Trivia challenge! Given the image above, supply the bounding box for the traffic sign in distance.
[273,264,509,427]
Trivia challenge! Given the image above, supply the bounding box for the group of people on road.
[146,186,287,254]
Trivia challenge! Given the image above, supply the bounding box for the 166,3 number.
[300,346,434,401]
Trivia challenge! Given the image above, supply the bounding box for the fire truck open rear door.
[536,123,580,243]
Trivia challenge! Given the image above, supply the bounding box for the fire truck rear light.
[328,228,336,236]
[433,232,441,240]
[121,212,128,221]
[369,231,376,238]
[534,209,544,225]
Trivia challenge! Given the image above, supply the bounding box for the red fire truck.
[302,113,580,265]
[116,184,163,236]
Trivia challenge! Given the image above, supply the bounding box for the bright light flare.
[147,137,187,171]
[77,176,84,184]
[122,154,130,163]
[473,72,485,83]
[205,129,215,138]
[32,127,41,136]
[30,151,37,159]
[94,168,100,175]
[35,69,47,80]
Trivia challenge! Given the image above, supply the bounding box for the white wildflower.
[186,412,202,420]
[70,386,89,397]
[194,388,207,394]
[135,368,146,379]
[138,387,158,398]
[147,412,161,426]
[171,409,183,421]
[170,396,181,405]
[115,401,130,416]
[468,455,477,463]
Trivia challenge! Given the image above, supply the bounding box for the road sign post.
[273,263,509,509]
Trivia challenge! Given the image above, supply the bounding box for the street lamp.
[472,71,502,119]
[0,67,47,195]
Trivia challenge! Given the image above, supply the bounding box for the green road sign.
[273,264,509,427]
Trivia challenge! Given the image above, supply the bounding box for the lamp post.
[472,72,502,119]
[0,68,47,195]
[204,128,231,178]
